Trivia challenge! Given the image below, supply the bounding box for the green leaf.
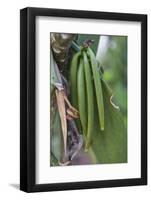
[50,111,63,165]
[88,79,127,164]
[50,49,64,165]
[50,49,58,87]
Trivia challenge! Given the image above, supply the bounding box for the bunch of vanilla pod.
[70,46,105,150]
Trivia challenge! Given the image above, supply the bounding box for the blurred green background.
[97,36,127,125]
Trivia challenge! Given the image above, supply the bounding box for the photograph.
[20,7,147,192]
[50,33,127,166]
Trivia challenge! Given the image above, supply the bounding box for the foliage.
[88,79,127,163]
[100,36,127,124]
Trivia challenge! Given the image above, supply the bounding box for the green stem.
[51,152,59,166]
[89,147,98,164]
[71,41,81,52]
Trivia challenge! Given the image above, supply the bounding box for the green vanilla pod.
[77,58,87,136]
[87,47,104,131]
[70,51,81,109]
[83,51,95,150]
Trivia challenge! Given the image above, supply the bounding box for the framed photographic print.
[20,7,147,192]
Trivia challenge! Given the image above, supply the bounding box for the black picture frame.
[20,7,147,192]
